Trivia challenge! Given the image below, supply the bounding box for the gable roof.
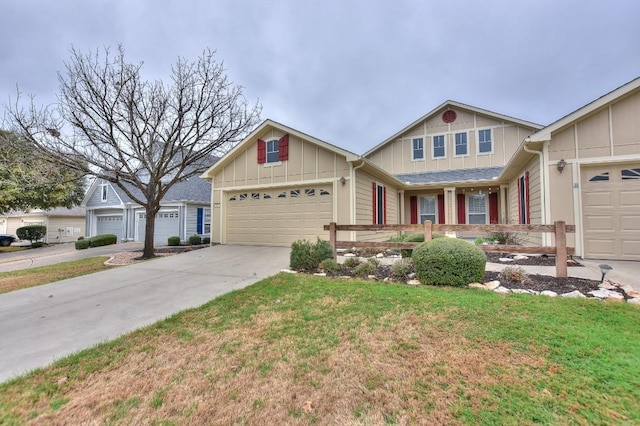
[2,206,86,218]
[396,166,503,186]
[527,76,640,142]
[111,176,211,205]
[364,100,543,157]
[201,119,360,178]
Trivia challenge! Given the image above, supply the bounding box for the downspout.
[350,160,366,240]
[523,139,547,245]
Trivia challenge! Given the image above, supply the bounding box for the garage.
[137,210,180,244]
[96,215,123,241]
[225,184,333,246]
[581,163,640,260]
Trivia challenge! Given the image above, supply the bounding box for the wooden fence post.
[329,222,337,261]
[555,221,567,278]
[423,220,432,241]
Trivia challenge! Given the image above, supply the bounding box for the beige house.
[0,207,86,244]
[202,77,640,261]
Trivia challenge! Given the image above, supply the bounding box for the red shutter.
[383,187,387,224]
[489,192,498,224]
[457,194,466,224]
[525,171,530,224]
[278,134,289,161]
[437,194,445,224]
[372,182,377,224]
[410,196,418,224]
[257,139,266,164]
[517,177,522,223]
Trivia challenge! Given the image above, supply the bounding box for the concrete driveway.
[0,245,290,382]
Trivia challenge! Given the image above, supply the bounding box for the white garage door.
[96,215,123,241]
[137,210,180,244]
[581,163,640,260]
[226,185,333,246]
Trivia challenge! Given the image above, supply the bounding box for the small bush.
[391,258,414,280]
[16,225,47,243]
[189,234,202,245]
[290,238,334,271]
[77,236,85,241]
[167,236,181,246]
[354,260,378,277]
[202,237,211,245]
[89,234,117,247]
[401,233,425,258]
[474,237,486,245]
[412,238,486,287]
[75,239,91,250]
[30,241,44,248]
[342,257,361,268]
[499,266,530,284]
[319,258,340,273]
[488,231,527,245]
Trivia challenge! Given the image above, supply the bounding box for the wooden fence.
[323,221,575,278]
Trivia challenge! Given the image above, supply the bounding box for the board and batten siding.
[366,110,536,175]
[508,157,543,247]
[45,217,85,244]
[354,170,399,242]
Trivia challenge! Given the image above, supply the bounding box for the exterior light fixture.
[339,176,346,185]
[599,264,612,283]
[557,159,567,173]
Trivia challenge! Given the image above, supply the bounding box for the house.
[82,176,211,244]
[201,77,640,261]
[0,207,86,244]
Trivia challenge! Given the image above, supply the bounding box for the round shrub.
[400,232,446,258]
[202,237,211,245]
[289,238,333,271]
[354,260,378,277]
[75,239,91,250]
[391,258,413,280]
[89,234,117,247]
[412,238,486,287]
[167,236,181,246]
[189,234,202,245]
[342,257,361,268]
[16,225,47,243]
[318,258,340,273]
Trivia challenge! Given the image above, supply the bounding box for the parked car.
[0,234,17,247]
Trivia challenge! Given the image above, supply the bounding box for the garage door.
[581,163,640,260]
[137,210,180,244]
[96,215,123,241]
[226,185,333,246]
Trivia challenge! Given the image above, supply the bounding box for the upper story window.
[455,132,468,156]
[478,129,493,154]
[100,182,108,202]
[412,138,424,160]
[433,135,445,158]
[266,140,279,163]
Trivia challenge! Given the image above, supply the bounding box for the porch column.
[443,187,456,224]
[398,190,405,224]
[500,185,509,224]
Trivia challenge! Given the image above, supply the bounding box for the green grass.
[0,256,113,294]
[0,273,638,424]
[0,246,28,253]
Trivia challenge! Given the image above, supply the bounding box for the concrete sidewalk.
[0,245,290,382]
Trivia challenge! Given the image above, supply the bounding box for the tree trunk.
[142,204,160,259]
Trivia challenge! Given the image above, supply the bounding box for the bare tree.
[6,46,260,258]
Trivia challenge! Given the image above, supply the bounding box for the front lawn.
[1,274,638,424]
[0,257,112,294]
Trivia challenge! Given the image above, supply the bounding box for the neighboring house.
[82,175,211,244]
[201,77,640,261]
[0,207,86,244]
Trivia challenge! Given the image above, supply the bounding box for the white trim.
[466,192,488,224]
[418,195,438,224]
[411,137,425,161]
[431,134,446,159]
[453,132,469,157]
[477,128,494,156]
[213,177,342,192]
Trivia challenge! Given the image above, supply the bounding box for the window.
[266,139,279,163]
[100,182,108,202]
[433,135,445,158]
[467,194,487,224]
[229,195,237,201]
[455,132,468,156]
[239,193,247,200]
[518,172,530,224]
[290,189,300,197]
[263,193,272,199]
[419,196,436,224]
[372,183,386,225]
[589,172,609,182]
[621,168,640,180]
[478,129,492,154]
[412,138,424,160]
[197,207,211,234]
[320,189,330,196]
[251,193,260,200]
[278,192,286,198]
[305,188,315,196]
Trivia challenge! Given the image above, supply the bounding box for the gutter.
[350,160,366,240]
[522,138,548,245]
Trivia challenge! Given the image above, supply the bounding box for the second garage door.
[581,163,640,260]
[96,215,123,241]
[137,210,180,244]
[226,185,333,246]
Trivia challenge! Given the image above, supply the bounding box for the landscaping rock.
[281,269,298,274]
[336,248,347,253]
[511,289,533,295]
[468,283,488,290]
[627,298,640,305]
[407,272,417,279]
[406,279,421,286]
[484,280,500,290]
[621,285,639,298]
[343,253,356,258]
[589,288,622,299]
[313,272,327,277]
[540,290,558,297]
[376,253,384,258]
[499,257,513,262]
[513,255,528,260]
[494,286,512,294]
[598,280,617,290]
[367,275,377,280]
[561,290,586,298]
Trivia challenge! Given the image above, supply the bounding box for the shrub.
[290,238,334,271]
[16,225,47,243]
[354,259,378,277]
[89,234,118,247]
[75,239,91,250]
[391,258,414,280]
[167,236,181,246]
[474,237,486,245]
[342,257,361,268]
[499,266,530,284]
[202,237,211,245]
[77,236,85,241]
[412,238,486,287]
[30,241,44,248]
[189,234,202,245]
[488,231,527,245]
[318,258,340,273]
[400,233,425,258]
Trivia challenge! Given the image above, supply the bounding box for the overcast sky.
[2,0,639,154]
